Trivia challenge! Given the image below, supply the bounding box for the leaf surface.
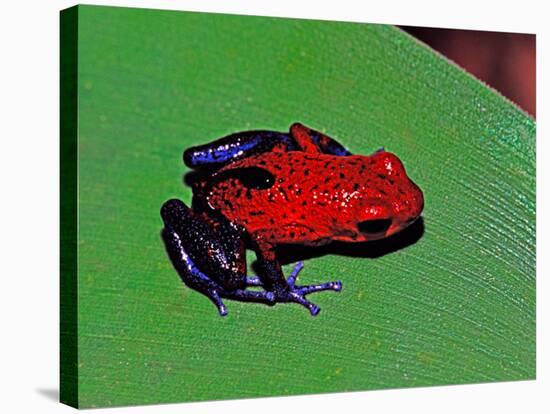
[74,5,535,407]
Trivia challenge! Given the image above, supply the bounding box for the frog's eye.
[219,167,275,190]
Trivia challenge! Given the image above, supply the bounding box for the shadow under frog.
[273,216,424,266]
[162,123,425,316]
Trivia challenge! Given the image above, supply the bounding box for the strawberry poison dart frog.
[161,123,424,316]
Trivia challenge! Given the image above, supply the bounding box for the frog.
[160,122,424,316]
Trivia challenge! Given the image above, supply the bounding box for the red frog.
[161,123,424,316]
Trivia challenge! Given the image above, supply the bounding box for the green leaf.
[70,5,535,408]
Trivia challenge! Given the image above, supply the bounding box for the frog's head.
[355,151,424,241]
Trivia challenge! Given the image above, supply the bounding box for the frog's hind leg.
[184,123,352,171]
[161,225,230,316]
[289,123,352,156]
[184,130,299,169]
[162,225,277,315]
[161,198,276,316]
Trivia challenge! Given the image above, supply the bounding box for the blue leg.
[243,262,341,315]
[184,130,298,169]
[226,263,338,316]
[162,226,229,316]
[162,227,278,315]
[254,256,343,316]
[285,261,342,315]
[284,261,342,315]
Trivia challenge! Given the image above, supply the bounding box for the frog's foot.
[219,288,276,313]
[277,261,342,316]
[197,286,277,317]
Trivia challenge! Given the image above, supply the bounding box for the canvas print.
[60,5,536,408]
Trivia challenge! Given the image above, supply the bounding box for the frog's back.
[202,151,369,244]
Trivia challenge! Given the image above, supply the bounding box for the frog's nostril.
[357,218,392,235]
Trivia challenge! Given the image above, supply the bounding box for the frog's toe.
[278,261,342,315]
[286,261,342,293]
[276,281,342,316]
[286,291,321,316]
[206,289,228,316]
[286,261,304,287]
[295,280,342,295]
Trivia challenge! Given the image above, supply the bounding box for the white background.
[0,0,547,412]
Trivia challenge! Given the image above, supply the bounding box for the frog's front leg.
[251,236,342,316]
